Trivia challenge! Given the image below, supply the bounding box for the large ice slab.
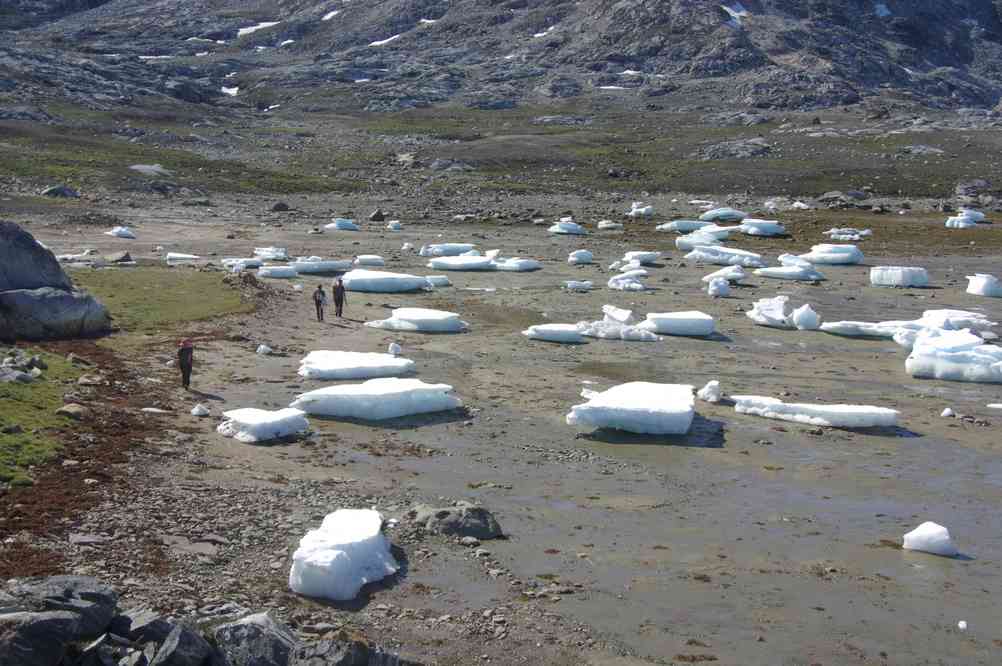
[254,247,289,261]
[685,246,765,268]
[905,328,1002,383]
[522,324,585,344]
[658,219,712,233]
[967,273,1002,297]
[290,378,462,420]
[105,226,136,239]
[568,250,593,265]
[675,232,723,251]
[217,407,309,443]
[638,311,715,336]
[701,265,746,283]
[427,255,495,271]
[289,509,399,601]
[365,307,468,333]
[258,265,299,279]
[732,395,898,428]
[739,219,785,236]
[291,259,351,274]
[566,382,695,435]
[902,521,958,557]
[870,266,929,287]
[548,221,587,235]
[419,243,475,257]
[699,207,746,223]
[341,269,430,293]
[798,244,863,265]
[298,351,415,380]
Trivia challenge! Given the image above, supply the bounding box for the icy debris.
[707,277,730,297]
[493,257,541,272]
[191,404,210,417]
[325,218,359,231]
[254,247,289,261]
[967,273,1002,297]
[676,233,720,252]
[685,246,764,268]
[566,382,695,435]
[522,324,585,344]
[598,220,623,230]
[217,408,308,443]
[905,328,1002,383]
[824,227,872,242]
[297,351,415,380]
[354,255,385,267]
[425,275,451,288]
[419,243,476,257]
[697,380,722,403]
[622,251,661,265]
[238,21,279,37]
[322,9,340,20]
[791,304,821,331]
[565,280,593,291]
[291,259,351,274]
[958,621,968,632]
[959,208,986,222]
[871,266,929,287]
[941,407,955,418]
[902,521,957,557]
[401,243,413,252]
[659,220,711,234]
[548,221,587,235]
[746,296,795,329]
[365,307,468,333]
[288,509,399,601]
[733,396,898,428]
[608,269,648,291]
[945,214,978,229]
[256,345,273,355]
[341,269,430,293]
[104,226,136,239]
[258,266,298,279]
[626,202,654,218]
[388,343,402,356]
[739,219,785,236]
[602,305,635,325]
[699,207,746,223]
[701,265,747,284]
[290,378,461,420]
[576,306,658,341]
[386,221,403,231]
[755,254,824,281]
[222,257,263,270]
[426,254,492,271]
[798,244,863,265]
[57,249,98,263]
[369,34,402,47]
[165,252,200,264]
[638,311,716,337]
[568,250,593,265]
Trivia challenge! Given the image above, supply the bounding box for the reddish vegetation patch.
[0,542,66,577]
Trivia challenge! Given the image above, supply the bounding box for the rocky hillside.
[3,0,1002,112]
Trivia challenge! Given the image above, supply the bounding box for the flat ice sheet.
[298,351,415,380]
[290,378,462,420]
[217,407,309,443]
[365,307,468,333]
[566,382,695,435]
[733,395,898,428]
[341,269,430,293]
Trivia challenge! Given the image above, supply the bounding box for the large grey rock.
[0,610,82,666]
[3,575,118,638]
[41,184,79,198]
[119,608,173,644]
[150,624,212,666]
[0,221,72,292]
[407,502,503,540]
[292,638,422,666]
[214,613,299,666]
[0,287,111,340]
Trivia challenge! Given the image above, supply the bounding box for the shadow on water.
[310,408,470,430]
[855,425,922,438]
[307,544,409,611]
[580,415,725,448]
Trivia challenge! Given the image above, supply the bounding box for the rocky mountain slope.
[2,0,1002,113]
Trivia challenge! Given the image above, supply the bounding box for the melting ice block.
[565,280,593,291]
[165,252,200,263]
[608,269,648,291]
[824,227,871,242]
[426,275,451,288]
[627,202,654,218]
[699,207,746,223]
[732,396,898,428]
[419,243,476,257]
[258,265,299,279]
[427,255,494,271]
[905,328,1002,383]
[697,380,722,403]
[622,251,661,265]
[791,304,821,330]
[254,247,289,261]
[639,311,716,337]
[746,296,794,329]
[945,215,978,229]
[522,324,585,344]
[707,277,730,297]
[290,378,461,420]
[104,226,136,239]
[365,307,468,333]
[288,509,399,601]
[354,255,385,267]
[675,232,722,251]
[326,218,359,231]
[297,351,415,380]
[739,219,785,236]
[217,408,309,443]
[685,246,765,268]
[493,257,541,272]
[755,257,824,281]
[798,244,863,265]
[966,273,1002,297]
[548,221,587,235]
[902,521,958,557]
[566,382,695,435]
[291,259,352,274]
[568,250,593,265]
[658,219,711,233]
[223,257,263,269]
[701,265,746,283]
[598,220,623,230]
[576,306,657,341]
[870,266,929,287]
[341,269,430,293]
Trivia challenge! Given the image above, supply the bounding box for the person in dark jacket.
[178,338,194,389]
[333,278,346,318]
[312,285,327,322]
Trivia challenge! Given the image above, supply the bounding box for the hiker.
[333,277,346,318]
[312,284,327,322]
[177,338,194,390]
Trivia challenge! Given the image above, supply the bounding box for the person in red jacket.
[178,338,194,389]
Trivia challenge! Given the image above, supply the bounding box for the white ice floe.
[493,256,541,272]
[568,250,593,265]
[298,351,415,380]
[254,246,289,261]
[104,226,136,239]
[426,275,451,288]
[523,324,585,344]
[746,296,796,329]
[419,243,476,257]
[622,251,661,265]
[701,265,747,284]
[824,227,872,242]
[755,254,824,281]
[533,26,556,38]
[905,328,1002,383]
[386,221,403,231]
[258,265,299,279]
[222,257,263,270]
[326,218,359,231]
[739,219,785,236]
[322,9,340,21]
[945,214,978,229]
[165,252,200,263]
[354,255,385,267]
[902,521,957,557]
[608,269,648,291]
[967,273,1002,297]
[697,380,722,403]
[238,21,280,37]
[191,404,210,417]
[959,208,986,222]
[791,304,821,330]
[870,266,929,287]
[699,207,746,223]
[217,407,308,443]
[565,280,593,291]
[288,509,399,601]
[685,246,765,268]
[732,396,898,428]
[566,382,695,435]
[365,307,468,333]
[369,34,402,47]
[256,344,273,355]
[291,259,352,274]
[693,224,740,240]
[626,202,654,218]
[290,378,461,420]
[549,221,587,235]
[707,277,730,297]
[341,270,430,293]
[798,244,863,265]
[676,233,723,251]
[598,220,623,230]
[638,311,716,337]
[658,220,711,233]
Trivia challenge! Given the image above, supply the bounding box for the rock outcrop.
[0,222,111,341]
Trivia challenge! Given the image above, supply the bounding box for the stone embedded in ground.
[271,202,290,212]
[56,403,90,420]
[149,623,213,666]
[214,612,299,666]
[408,502,503,540]
[369,209,385,222]
[40,184,79,198]
[3,575,119,640]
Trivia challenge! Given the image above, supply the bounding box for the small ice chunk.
[258,265,298,279]
[325,218,359,231]
[291,259,352,274]
[388,342,402,356]
[427,255,494,271]
[608,269,648,291]
[341,270,430,293]
[746,296,793,329]
[699,207,746,223]
[945,215,978,229]
[419,243,476,257]
[603,305,635,325]
[288,509,399,601]
[290,378,461,420]
[638,311,716,337]
[685,246,764,268]
[701,265,746,283]
[523,324,585,344]
[941,407,955,418]
[297,351,415,380]
[566,382,695,435]
[791,304,821,330]
[659,220,712,233]
[565,280,593,291]
[697,380,722,403]
[673,233,720,250]
[549,221,588,235]
[254,246,289,261]
[222,257,263,269]
[217,408,308,443]
[823,227,872,242]
[958,621,968,631]
[568,250,593,265]
[165,252,200,263]
[425,275,451,288]
[622,251,661,265]
[626,202,654,218]
[901,521,957,557]
[732,395,898,428]
[365,307,468,333]
[958,209,985,222]
[104,226,136,239]
[598,220,623,230]
[966,273,1002,297]
[799,244,863,265]
[870,266,929,287]
[191,404,210,417]
[707,277,730,297]
[256,344,273,355]
[354,255,385,267]
[739,219,785,236]
[386,221,403,231]
[755,258,824,281]
[493,257,541,272]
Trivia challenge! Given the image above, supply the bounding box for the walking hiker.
[313,284,327,322]
[333,277,346,318]
[177,338,194,390]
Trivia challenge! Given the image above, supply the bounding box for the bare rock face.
[0,221,111,341]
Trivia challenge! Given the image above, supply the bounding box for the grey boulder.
[0,287,111,340]
[150,623,213,666]
[407,502,503,540]
[214,612,299,666]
